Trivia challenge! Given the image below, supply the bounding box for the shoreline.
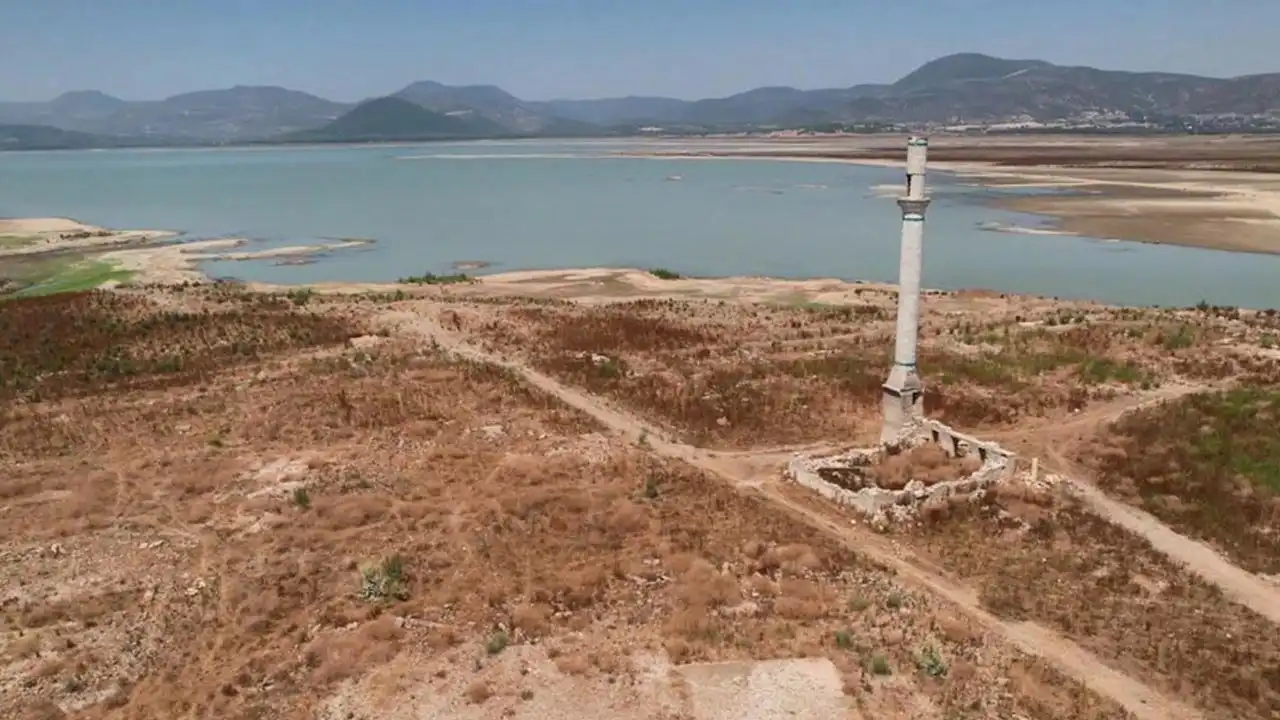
[2,220,1269,307]
[0,217,377,294]
[1,215,1274,310]
[614,149,1280,256]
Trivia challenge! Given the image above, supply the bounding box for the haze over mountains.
[3,53,1280,149]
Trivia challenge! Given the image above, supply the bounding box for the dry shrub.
[933,612,981,646]
[663,638,694,664]
[8,633,41,660]
[555,653,593,676]
[778,577,822,600]
[607,498,650,534]
[17,699,67,720]
[30,657,65,679]
[306,618,404,685]
[512,603,551,637]
[773,597,827,621]
[465,680,493,704]
[554,566,609,609]
[761,543,823,573]
[870,444,980,490]
[665,607,718,641]
[589,646,629,676]
[314,495,392,530]
[676,558,740,608]
[748,574,779,597]
[664,552,700,575]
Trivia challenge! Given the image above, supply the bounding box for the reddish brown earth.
[3,280,1278,719]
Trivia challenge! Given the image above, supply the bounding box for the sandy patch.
[618,140,1280,256]
[101,238,375,285]
[0,216,178,257]
[0,217,100,234]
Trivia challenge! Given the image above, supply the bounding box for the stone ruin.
[787,419,1017,524]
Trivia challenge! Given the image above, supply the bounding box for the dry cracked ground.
[2,281,1279,719]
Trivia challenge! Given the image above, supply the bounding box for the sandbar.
[616,135,1280,256]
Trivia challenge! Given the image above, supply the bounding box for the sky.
[1,0,1276,102]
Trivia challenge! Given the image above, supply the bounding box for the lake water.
[1,140,1277,309]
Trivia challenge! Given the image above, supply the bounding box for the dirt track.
[387,304,1206,720]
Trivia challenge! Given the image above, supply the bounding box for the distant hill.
[0,123,178,151]
[279,96,508,143]
[541,53,1280,127]
[392,80,602,135]
[0,123,107,150]
[4,52,1280,147]
[0,86,349,142]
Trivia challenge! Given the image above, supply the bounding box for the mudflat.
[622,134,1280,255]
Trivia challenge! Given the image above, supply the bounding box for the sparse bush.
[398,272,473,285]
[648,268,681,280]
[869,654,892,676]
[1161,323,1196,350]
[917,644,948,678]
[292,487,311,509]
[643,475,661,499]
[885,592,904,610]
[485,631,509,656]
[359,554,409,602]
[834,628,854,650]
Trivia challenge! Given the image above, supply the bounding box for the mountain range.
[3,53,1280,149]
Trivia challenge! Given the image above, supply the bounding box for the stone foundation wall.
[786,421,1016,518]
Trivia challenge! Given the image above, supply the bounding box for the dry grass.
[0,288,1130,719]
[462,295,1280,446]
[1080,385,1280,574]
[0,289,357,403]
[891,485,1280,720]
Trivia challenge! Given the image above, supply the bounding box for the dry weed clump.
[0,334,613,717]
[918,322,1159,427]
[1082,385,1280,574]
[459,299,896,447]
[868,444,983,490]
[533,349,889,448]
[897,487,1280,720]
[0,289,358,403]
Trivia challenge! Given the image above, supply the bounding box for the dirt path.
[1045,449,1280,625]
[989,381,1215,448]
[381,307,1204,720]
[991,380,1280,625]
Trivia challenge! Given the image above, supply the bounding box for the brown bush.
[465,680,493,704]
[512,603,551,637]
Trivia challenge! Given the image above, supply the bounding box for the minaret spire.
[881,136,931,443]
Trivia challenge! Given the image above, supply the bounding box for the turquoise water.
[1,140,1277,309]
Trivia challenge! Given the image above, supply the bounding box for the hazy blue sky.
[2,0,1274,102]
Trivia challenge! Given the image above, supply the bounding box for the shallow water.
[1,140,1277,308]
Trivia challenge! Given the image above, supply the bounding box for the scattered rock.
[348,335,385,350]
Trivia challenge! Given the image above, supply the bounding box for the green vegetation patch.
[5,258,133,299]
[1094,386,1280,573]
[398,272,474,285]
[647,267,682,280]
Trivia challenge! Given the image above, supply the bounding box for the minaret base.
[880,364,923,444]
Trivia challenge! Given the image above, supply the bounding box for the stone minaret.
[881,136,931,443]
